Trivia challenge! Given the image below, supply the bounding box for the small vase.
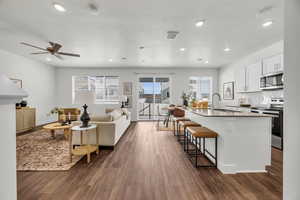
[80,104,90,128]
[183,99,189,107]
[20,100,27,107]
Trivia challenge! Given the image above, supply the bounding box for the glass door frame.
[136,74,172,121]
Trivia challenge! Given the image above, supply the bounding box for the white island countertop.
[183,108,272,174]
[186,108,272,117]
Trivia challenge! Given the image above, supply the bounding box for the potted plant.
[48,107,65,124]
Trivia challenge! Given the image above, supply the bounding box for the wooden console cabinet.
[16,107,36,133]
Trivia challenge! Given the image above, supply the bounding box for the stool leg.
[186,128,189,153]
[215,137,218,167]
[177,123,182,141]
[173,120,176,136]
[195,137,198,168]
[183,129,187,151]
[203,138,206,157]
[199,138,202,153]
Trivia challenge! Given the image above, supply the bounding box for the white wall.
[218,41,284,106]
[55,67,219,121]
[0,104,17,200]
[0,49,56,125]
[284,0,300,199]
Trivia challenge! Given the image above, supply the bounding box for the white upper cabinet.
[235,66,246,93]
[262,54,284,75]
[234,62,262,93]
[246,62,262,92]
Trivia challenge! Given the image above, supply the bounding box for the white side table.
[70,124,99,164]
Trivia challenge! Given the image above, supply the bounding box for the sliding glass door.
[137,75,171,120]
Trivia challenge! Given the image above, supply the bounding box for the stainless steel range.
[251,98,284,150]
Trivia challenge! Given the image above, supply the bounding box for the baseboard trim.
[99,146,114,150]
[17,121,57,136]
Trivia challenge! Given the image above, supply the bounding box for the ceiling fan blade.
[20,42,47,51]
[49,42,55,47]
[31,52,49,55]
[55,54,64,60]
[58,52,80,57]
[53,44,62,53]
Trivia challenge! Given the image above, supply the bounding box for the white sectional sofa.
[71,108,131,149]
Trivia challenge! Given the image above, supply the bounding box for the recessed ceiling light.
[53,3,66,12]
[197,58,203,61]
[205,61,209,64]
[139,46,145,50]
[122,57,127,60]
[224,48,231,52]
[46,57,51,62]
[262,20,273,27]
[167,31,179,39]
[180,48,186,52]
[109,59,113,62]
[195,20,205,27]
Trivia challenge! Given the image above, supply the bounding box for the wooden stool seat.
[178,121,201,128]
[186,127,218,138]
[173,117,190,122]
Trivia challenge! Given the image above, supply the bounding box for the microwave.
[260,72,284,90]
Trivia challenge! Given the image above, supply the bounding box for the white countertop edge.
[190,110,273,118]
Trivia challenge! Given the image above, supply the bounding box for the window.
[72,76,120,104]
[189,77,213,101]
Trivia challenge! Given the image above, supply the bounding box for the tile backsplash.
[222,89,284,107]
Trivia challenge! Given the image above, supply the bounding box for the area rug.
[17,129,83,171]
[157,121,184,132]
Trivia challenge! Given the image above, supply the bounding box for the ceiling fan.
[20,42,80,60]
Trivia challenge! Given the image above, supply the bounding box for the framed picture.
[223,82,234,100]
[123,82,133,96]
[10,78,22,88]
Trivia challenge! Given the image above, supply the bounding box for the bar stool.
[172,107,187,136]
[186,126,218,168]
[178,121,201,146]
[173,117,190,136]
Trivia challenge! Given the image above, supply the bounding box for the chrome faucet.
[211,93,221,110]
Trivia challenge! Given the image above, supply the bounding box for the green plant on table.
[48,107,64,116]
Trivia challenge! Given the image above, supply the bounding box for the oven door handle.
[263,112,280,117]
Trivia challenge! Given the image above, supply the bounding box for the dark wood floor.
[18,122,282,200]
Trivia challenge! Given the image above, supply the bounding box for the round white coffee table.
[70,124,99,164]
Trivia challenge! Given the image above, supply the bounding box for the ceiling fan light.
[53,3,66,12]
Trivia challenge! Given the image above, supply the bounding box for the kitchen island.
[184,108,272,174]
